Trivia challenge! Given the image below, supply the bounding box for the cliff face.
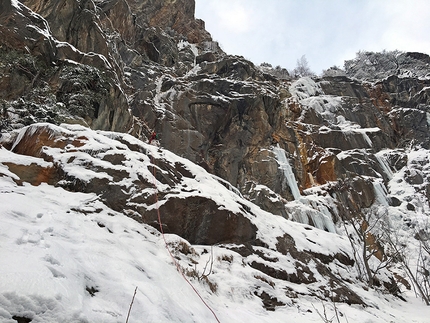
[1,0,430,320]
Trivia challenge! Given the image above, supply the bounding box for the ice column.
[373,179,389,206]
[375,151,393,179]
[273,144,301,200]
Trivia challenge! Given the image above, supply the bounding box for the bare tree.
[343,207,399,288]
[357,208,430,305]
[417,234,430,303]
[384,226,430,305]
[293,55,315,78]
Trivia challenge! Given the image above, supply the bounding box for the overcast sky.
[195,0,430,74]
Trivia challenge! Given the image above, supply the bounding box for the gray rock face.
[2,0,429,219]
[3,1,428,200]
[0,0,133,132]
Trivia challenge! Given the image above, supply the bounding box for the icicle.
[361,131,373,147]
[273,144,301,200]
[11,126,30,151]
[373,180,389,206]
[10,124,46,152]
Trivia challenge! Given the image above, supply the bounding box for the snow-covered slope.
[1,123,430,322]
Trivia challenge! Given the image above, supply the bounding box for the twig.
[312,302,332,323]
[125,286,138,323]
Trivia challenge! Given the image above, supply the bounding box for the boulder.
[142,196,257,245]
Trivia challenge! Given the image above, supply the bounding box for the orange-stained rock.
[11,125,86,158]
[314,154,338,185]
[4,162,59,186]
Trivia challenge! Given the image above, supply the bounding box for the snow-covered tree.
[341,50,430,81]
[322,65,346,77]
[344,50,401,80]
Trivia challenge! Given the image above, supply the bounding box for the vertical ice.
[273,144,301,200]
[361,131,373,148]
[375,151,393,179]
[189,43,199,66]
[154,75,164,114]
[373,179,389,206]
[286,199,337,233]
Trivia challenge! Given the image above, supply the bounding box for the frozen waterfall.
[273,145,301,200]
[373,179,389,206]
[272,145,338,233]
[285,198,337,233]
[375,151,394,179]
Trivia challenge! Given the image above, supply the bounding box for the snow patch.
[2,124,430,322]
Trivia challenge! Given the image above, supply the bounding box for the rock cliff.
[1,0,430,321]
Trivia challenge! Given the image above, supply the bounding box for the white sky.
[195,0,430,74]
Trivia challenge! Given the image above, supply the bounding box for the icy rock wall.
[2,0,430,241]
